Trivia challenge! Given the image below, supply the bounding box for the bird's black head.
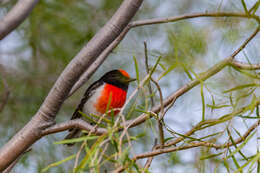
[99,69,136,91]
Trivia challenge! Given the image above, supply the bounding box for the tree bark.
[0,0,39,40]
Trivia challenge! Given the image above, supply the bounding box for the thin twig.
[134,141,218,160]
[142,139,158,173]
[230,60,260,70]
[230,26,260,59]
[130,12,260,27]
[97,141,110,166]
[217,119,260,149]
[144,42,155,107]
[73,141,86,172]
[249,1,260,13]
[150,78,165,146]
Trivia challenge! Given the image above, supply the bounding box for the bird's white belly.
[83,85,104,116]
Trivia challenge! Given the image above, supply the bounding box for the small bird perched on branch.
[64,69,136,144]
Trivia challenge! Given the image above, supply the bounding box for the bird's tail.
[64,106,83,146]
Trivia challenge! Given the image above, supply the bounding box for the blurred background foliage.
[0,0,260,172]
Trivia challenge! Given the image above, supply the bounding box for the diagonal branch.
[230,26,260,59]
[130,12,260,27]
[0,0,39,40]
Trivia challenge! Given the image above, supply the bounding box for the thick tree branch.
[0,0,39,40]
[0,0,143,171]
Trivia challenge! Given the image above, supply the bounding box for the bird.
[64,69,136,143]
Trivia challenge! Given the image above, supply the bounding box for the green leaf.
[158,63,178,81]
[227,131,256,159]
[223,158,231,173]
[207,104,230,109]
[223,83,260,93]
[228,147,242,172]
[233,152,260,173]
[257,105,260,117]
[75,134,107,172]
[164,137,175,143]
[54,135,99,145]
[200,152,224,160]
[201,83,205,121]
[227,129,248,161]
[133,56,140,84]
[249,0,260,14]
[241,0,248,14]
[199,132,222,140]
[42,154,76,172]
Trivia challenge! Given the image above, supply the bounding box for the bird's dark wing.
[64,80,103,144]
[70,80,103,120]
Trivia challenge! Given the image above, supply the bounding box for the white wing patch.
[83,84,105,116]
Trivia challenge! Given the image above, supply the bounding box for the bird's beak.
[127,78,136,82]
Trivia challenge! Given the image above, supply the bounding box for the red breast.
[94,83,127,115]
